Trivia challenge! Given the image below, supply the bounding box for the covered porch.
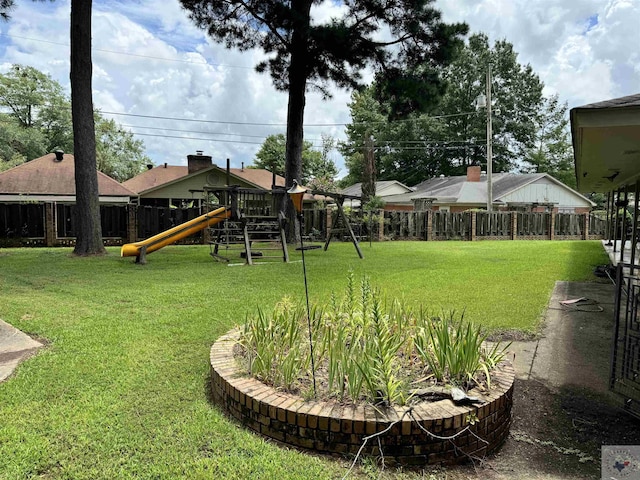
[571,93,640,418]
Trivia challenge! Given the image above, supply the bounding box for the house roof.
[230,168,285,190]
[405,172,595,206]
[0,153,136,197]
[575,93,640,110]
[122,165,188,194]
[122,165,289,195]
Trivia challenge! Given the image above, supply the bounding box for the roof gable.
[340,180,412,197]
[122,165,188,194]
[0,153,135,197]
[410,172,594,207]
[123,163,287,196]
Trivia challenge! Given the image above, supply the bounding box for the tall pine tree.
[180,0,467,228]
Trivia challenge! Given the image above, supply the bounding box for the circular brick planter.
[210,329,515,466]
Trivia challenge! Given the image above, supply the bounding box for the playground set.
[120,180,363,265]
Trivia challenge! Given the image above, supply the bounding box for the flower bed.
[210,329,515,466]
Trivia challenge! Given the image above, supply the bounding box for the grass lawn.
[0,240,608,479]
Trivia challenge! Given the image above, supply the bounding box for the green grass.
[0,241,608,479]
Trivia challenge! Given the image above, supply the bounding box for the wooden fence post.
[549,211,555,240]
[45,202,55,247]
[127,205,138,243]
[426,211,433,241]
[583,212,589,240]
[511,212,517,240]
[471,212,476,241]
[378,209,384,241]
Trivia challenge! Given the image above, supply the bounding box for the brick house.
[378,166,595,213]
[0,151,135,246]
[122,151,321,210]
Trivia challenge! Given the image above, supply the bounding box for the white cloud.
[0,0,636,175]
[438,0,638,108]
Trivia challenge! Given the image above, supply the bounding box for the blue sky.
[0,0,638,177]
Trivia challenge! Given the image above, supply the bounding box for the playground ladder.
[209,214,289,265]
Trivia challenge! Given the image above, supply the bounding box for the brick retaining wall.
[210,330,515,466]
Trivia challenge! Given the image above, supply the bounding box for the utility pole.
[362,134,376,205]
[486,65,493,214]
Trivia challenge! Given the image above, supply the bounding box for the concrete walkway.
[509,280,617,398]
[0,319,43,383]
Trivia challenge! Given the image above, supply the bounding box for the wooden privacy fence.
[137,206,201,241]
[0,201,607,247]
[378,210,605,241]
[0,203,45,239]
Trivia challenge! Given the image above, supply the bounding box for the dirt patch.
[413,378,640,479]
[487,329,539,342]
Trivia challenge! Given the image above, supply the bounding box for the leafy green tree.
[341,33,545,185]
[0,2,106,254]
[308,134,339,191]
[0,64,149,181]
[0,64,64,128]
[339,86,448,186]
[180,0,467,227]
[0,112,47,163]
[438,33,544,174]
[95,118,150,183]
[521,94,576,188]
[0,65,73,161]
[252,133,322,184]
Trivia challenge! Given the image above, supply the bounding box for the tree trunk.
[283,0,312,243]
[71,0,105,255]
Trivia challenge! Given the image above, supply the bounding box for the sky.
[0,0,637,178]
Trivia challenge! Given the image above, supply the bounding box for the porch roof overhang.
[571,94,640,193]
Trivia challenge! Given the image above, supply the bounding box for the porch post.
[611,188,620,253]
[620,186,629,264]
[631,180,640,273]
[605,191,612,245]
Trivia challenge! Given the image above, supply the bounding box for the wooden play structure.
[205,185,290,265]
[121,174,364,265]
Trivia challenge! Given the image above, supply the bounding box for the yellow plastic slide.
[121,206,230,259]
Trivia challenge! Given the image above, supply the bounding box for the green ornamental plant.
[238,272,510,405]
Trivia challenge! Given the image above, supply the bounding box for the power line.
[128,132,265,145]
[102,109,479,128]
[120,124,290,140]
[103,110,289,127]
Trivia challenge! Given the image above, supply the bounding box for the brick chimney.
[187,151,213,174]
[467,165,481,182]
